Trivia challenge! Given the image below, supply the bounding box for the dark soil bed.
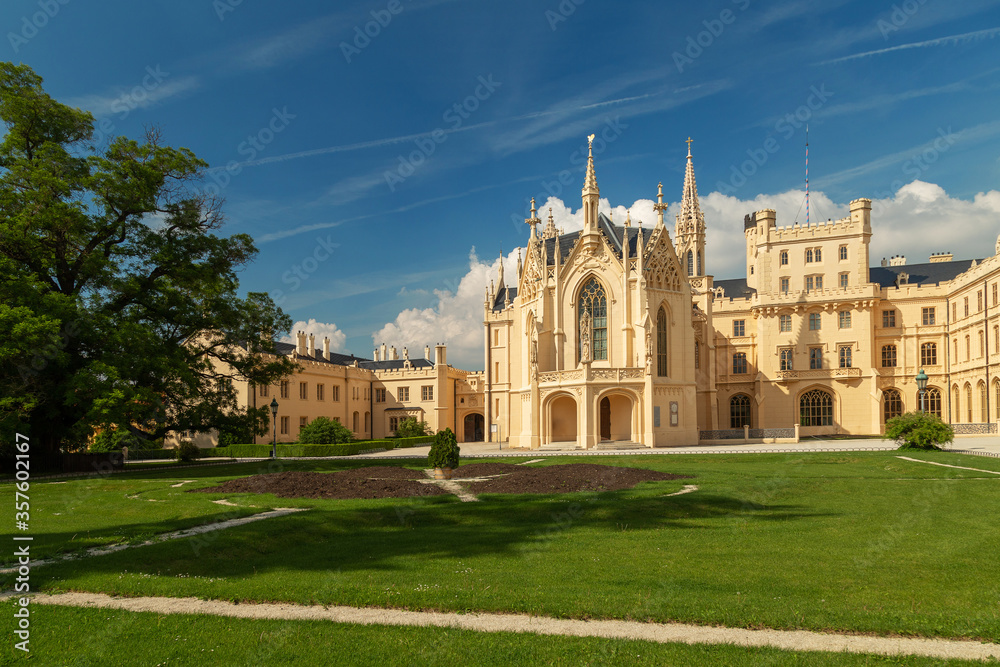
[466,463,692,494]
[191,463,692,500]
[191,470,445,500]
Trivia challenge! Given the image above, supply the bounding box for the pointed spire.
[542,207,558,239]
[582,134,600,234]
[676,137,706,277]
[583,134,599,195]
[625,209,631,227]
[497,248,505,289]
[516,247,522,280]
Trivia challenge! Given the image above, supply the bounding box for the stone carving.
[645,331,653,374]
[579,310,591,363]
[529,321,538,382]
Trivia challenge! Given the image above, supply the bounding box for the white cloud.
[68,76,201,118]
[282,319,347,352]
[372,182,1000,371]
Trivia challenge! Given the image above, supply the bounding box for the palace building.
[483,137,1000,446]
[184,135,1000,449]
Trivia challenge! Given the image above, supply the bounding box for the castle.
[184,136,1000,448]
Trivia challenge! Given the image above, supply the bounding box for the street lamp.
[915,369,928,414]
[269,397,279,458]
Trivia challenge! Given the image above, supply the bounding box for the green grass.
[3,602,987,666]
[4,452,1000,644]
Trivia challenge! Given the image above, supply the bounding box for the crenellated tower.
[674,137,706,280]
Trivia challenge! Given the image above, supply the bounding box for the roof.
[492,287,517,312]
[540,213,655,267]
[713,278,756,299]
[869,259,980,288]
[274,341,437,369]
[358,358,435,371]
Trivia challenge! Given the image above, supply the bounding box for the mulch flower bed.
[191,463,692,500]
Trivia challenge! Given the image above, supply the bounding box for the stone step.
[595,441,647,450]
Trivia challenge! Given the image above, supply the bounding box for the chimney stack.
[380,343,387,360]
[435,344,447,366]
[391,346,398,360]
[323,336,330,361]
[296,331,306,355]
[307,333,315,358]
[425,345,431,360]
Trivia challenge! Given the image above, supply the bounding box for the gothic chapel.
[483,137,704,448]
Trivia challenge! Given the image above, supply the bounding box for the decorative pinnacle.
[525,196,541,235]
[583,134,599,195]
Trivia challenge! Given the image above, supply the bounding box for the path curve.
[22,592,1000,661]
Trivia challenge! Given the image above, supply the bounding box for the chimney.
[380,343,387,360]
[889,255,906,267]
[323,336,330,361]
[307,333,315,358]
[403,346,409,360]
[425,345,431,360]
[390,346,398,360]
[929,252,953,263]
[296,331,306,355]
[435,344,447,366]
[373,348,380,362]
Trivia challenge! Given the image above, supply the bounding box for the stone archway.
[463,413,485,442]
[549,395,578,445]
[599,393,633,442]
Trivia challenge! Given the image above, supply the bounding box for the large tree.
[0,63,296,456]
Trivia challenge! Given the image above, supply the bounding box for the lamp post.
[269,397,279,458]
[916,369,928,414]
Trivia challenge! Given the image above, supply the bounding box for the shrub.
[176,440,202,462]
[885,411,954,450]
[396,417,429,438]
[428,428,460,470]
[89,428,156,453]
[297,417,354,444]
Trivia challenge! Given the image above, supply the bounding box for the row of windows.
[778,246,849,267]
[952,326,1000,362]
[778,273,852,294]
[772,343,939,371]
[728,387,942,428]
[950,381,1000,422]
[771,308,938,333]
[952,285,1000,321]
[258,383,431,402]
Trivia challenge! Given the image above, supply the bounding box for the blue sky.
[6,0,1000,369]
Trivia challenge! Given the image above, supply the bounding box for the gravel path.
[22,592,1000,661]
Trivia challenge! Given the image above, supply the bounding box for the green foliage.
[297,416,354,445]
[175,440,201,462]
[89,428,158,453]
[393,435,435,449]
[214,441,392,458]
[884,411,954,450]
[396,417,429,437]
[217,408,270,448]
[0,63,296,455]
[428,427,460,469]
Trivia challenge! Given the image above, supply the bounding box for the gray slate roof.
[869,259,980,288]
[274,341,435,369]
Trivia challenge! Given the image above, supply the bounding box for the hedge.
[125,448,176,461]
[213,441,394,458]
[392,436,435,449]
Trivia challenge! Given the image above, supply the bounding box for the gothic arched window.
[883,389,902,423]
[578,278,608,361]
[686,250,694,277]
[730,394,752,428]
[697,251,702,276]
[800,389,833,426]
[656,307,668,377]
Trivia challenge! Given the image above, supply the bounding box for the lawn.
[3,451,999,652]
[3,602,987,666]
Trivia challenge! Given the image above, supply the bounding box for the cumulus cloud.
[372,181,1000,370]
[282,319,347,352]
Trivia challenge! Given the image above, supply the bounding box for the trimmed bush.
[297,417,354,445]
[885,411,954,450]
[214,441,393,458]
[428,428,460,470]
[176,441,201,462]
[396,417,429,437]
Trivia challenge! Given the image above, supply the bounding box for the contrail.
[817,26,1000,65]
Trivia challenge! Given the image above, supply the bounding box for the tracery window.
[656,307,668,377]
[800,389,833,426]
[578,278,608,361]
[730,395,752,428]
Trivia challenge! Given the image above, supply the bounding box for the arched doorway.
[463,413,484,442]
[599,394,633,442]
[549,395,577,444]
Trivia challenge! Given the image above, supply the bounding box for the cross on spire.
[686,136,693,156]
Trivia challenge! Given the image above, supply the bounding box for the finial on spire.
[686,136,693,157]
[525,196,541,238]
[625,209,631,227]
[588,134,596,152]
